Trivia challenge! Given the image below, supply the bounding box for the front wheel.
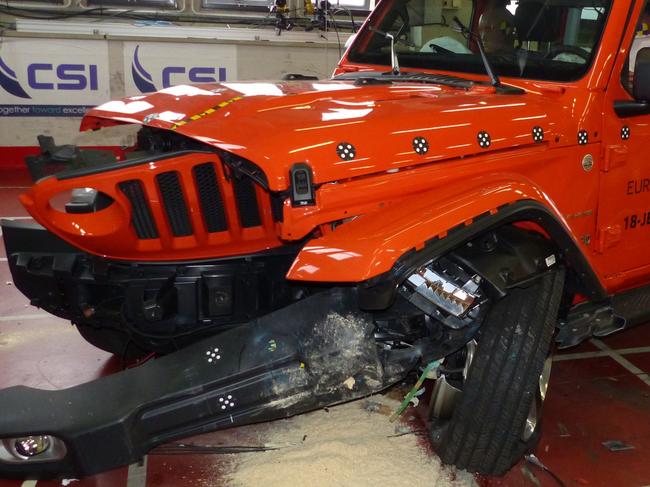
[430,268,564,476]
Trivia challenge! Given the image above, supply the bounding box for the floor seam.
[590,338,650,388]
[554,346,650,361]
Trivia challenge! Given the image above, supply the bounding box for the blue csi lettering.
[27,64,98,90]
[162,66,227,88]
[0,56,31,99]
[0,55,99,99]
[132,44,227,93]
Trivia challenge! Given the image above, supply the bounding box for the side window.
[621,0,650,94]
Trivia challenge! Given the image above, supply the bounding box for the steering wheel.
[545,45,590,63]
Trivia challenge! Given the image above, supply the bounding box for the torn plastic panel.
[0,288,419,479]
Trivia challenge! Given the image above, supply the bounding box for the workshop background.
[1,0,650,486]
[0,0,356,167]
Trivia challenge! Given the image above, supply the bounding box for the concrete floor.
[1,168,650,487]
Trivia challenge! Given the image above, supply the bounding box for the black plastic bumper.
[1,219,304,354]
[0,288,417,479]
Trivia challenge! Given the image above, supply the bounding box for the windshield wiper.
[369,27,402,75]
[334,70,475,89]
[452,16,501,88]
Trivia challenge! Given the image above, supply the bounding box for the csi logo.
[0,56,98,99]
[131,45,227,93]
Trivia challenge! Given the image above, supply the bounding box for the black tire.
[433,268,564,476]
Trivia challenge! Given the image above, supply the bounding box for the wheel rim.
[521,355,552,441]
[429,340,476,419]
[430,341,553,443]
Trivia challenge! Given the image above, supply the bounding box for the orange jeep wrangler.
[1,0,650,479]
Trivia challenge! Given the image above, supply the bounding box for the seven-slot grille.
[118,180,159,240]
[193,163,228,233]
[119,159,268,241]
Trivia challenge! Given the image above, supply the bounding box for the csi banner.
[124,42,237,95]
[0,38,110,117]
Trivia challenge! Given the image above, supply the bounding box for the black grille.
[156,171,193,237]
[233,175,262,228]
[118,180,159,239]
[270,193,284,222]
[193,163,228,233]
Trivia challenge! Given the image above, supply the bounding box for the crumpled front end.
[21,145,284,263]
[4,133,309,355]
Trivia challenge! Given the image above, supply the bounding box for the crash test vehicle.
[2,0,650,479]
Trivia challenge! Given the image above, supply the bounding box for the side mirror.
[615,46,650,117]
[633,47,650,101]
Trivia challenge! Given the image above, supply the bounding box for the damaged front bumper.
[0,287,418,479]
[2,219,305,355]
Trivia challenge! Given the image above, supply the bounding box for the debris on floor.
[227,395,476,487]
[602,440,635,452]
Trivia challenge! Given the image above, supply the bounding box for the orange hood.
[82,79,572,191]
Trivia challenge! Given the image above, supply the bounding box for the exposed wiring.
[0,3,358,31]
[327,9,341,58]
[125,351,156,369]
[152,443,280,455]
[386,429,428,438]
[389,359,441,422]
[524,454,568,487]
[332,5,356,32]
[0,5,112,20]
[118,301,237,346]
[0,4,283,27]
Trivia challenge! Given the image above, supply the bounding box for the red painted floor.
[1,168,650,487]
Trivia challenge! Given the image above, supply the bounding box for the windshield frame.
[344,0,614,84]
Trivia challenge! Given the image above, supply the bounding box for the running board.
[0,288,418,479]
[556,283,650,349]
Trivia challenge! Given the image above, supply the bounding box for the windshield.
[347,0,611,82]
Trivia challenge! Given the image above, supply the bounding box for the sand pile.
[228,395,476,487]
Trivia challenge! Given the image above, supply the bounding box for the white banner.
[0,38,110,117]
[123,42,238,96]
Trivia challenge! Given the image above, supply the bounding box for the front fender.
[286,176,605,300]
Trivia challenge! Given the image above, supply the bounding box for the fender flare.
[357,200,606,309]
[286,179,605,304]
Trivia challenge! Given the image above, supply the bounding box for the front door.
[597,0,650,284]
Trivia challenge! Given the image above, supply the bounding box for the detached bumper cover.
[0,288,417,479]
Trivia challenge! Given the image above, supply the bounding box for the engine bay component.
[402,257,484,329]
[25,135,116,182]
[406,267,480,318]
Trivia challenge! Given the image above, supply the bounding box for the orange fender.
[287,174,570,283]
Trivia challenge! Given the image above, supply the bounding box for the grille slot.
[118,180,159,239]
[233,175,262,228]
[193,163,228,233]
[156,171,193,237]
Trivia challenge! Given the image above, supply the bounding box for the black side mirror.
[634,47,650,101]
[615,46,650,117]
